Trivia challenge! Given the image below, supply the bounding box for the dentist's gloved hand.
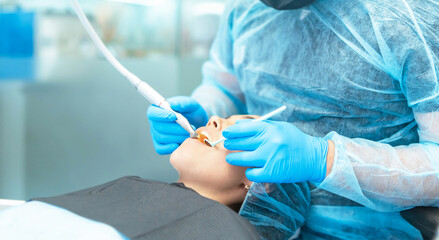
[223,120,329,183]
[147,96,208,155]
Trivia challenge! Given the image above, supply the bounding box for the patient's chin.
[169,146,182,171]
[170,140,196,173]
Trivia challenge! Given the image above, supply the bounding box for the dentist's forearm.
[326,140,335,177]
[319,131,439,210]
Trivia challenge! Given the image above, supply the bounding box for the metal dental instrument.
[70,0,198,139]
[204,105,287,147]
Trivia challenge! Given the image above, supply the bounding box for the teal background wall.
[0,57,205,200]
[0,0,220,200]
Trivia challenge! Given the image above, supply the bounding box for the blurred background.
[0,0,225,200]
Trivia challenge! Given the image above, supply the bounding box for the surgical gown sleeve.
[191,1,247,118]
[318,12,439,211]
[239,182,311,240]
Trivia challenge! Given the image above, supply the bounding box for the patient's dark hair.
[229,202,244,213]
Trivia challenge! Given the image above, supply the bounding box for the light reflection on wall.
[1,0,225,59]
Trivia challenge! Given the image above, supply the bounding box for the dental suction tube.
[70,0,197,138]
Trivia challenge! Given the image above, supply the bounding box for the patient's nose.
[206,116,223,129]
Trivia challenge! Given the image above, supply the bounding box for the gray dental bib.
[33,176,259,240]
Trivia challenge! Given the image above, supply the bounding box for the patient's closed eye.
[225,116,256,120]
[241,116,256,120]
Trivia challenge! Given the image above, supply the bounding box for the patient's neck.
[177,179,245,209]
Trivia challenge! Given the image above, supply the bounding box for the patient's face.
[170,115,257,205]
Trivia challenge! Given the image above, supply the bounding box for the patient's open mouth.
[196,130,212,147]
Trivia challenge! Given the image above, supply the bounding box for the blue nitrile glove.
[147,96,208,155]
[223,120,329,183]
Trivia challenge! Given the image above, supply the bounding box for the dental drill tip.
[191,131,199,139]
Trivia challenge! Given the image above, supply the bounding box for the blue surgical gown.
[191,0,439,238]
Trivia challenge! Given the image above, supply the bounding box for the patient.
[170,115,310,239]
[0,115,307,240]
[170,115,257,206]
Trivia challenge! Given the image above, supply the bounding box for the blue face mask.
[260,0,314,10]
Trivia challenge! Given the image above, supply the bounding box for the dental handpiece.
[204,105,287,147]
[70,0,198,138]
